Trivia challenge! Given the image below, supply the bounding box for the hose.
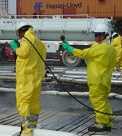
[24,36,122,116]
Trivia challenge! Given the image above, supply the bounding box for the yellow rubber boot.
[20,127,33,136]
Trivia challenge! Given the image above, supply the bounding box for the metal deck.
[0,125,77,136]
[0,92,121,136]
[0,110,95,136]
[1,66,122,95]
[0,65,122,135]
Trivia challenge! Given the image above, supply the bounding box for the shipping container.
[17,0,88,16]
[1,0,122,18]
[88,0,115,18]
[0,0,8,16]
[8,0,16,15]
[115,0,122,18]
[0,0,16,16]
[16,0,122,18]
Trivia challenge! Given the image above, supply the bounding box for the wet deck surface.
[0,65,122,135]
[1,65,122,95]
[0,92,122,136]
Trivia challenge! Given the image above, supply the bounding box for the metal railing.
[0,14,89,19]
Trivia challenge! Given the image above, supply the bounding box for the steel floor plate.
[0,93,121,136]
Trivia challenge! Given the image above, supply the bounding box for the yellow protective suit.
[72,42,116,126]
[16,28,47,117]
[111,35,122,69]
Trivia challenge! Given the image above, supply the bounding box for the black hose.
[24,36,122,116]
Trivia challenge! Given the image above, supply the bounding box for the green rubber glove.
[62,41,74,53]
[9,40,20,52]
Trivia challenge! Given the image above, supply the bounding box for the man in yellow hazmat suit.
[111,32,122,70]
[10,22,47,136]
[61,26,116,132]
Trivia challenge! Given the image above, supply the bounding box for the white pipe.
[0,76,15,80]
[0,87,122,99]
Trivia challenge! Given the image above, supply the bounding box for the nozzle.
[60,35,66,42]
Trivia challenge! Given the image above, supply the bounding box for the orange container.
[115,0,122,18]
[17,0,88,16]
[88,0,115,17]
[17,0,122,18]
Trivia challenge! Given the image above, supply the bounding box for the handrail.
[0,14,89,19]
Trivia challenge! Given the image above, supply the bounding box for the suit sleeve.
[73,46,102,59]
[16,40,30,59]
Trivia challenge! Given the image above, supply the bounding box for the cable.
[24,36,122,116]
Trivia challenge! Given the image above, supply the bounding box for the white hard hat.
[94,24,107,33]
[16,22,32,31]
[112,32,118,38]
